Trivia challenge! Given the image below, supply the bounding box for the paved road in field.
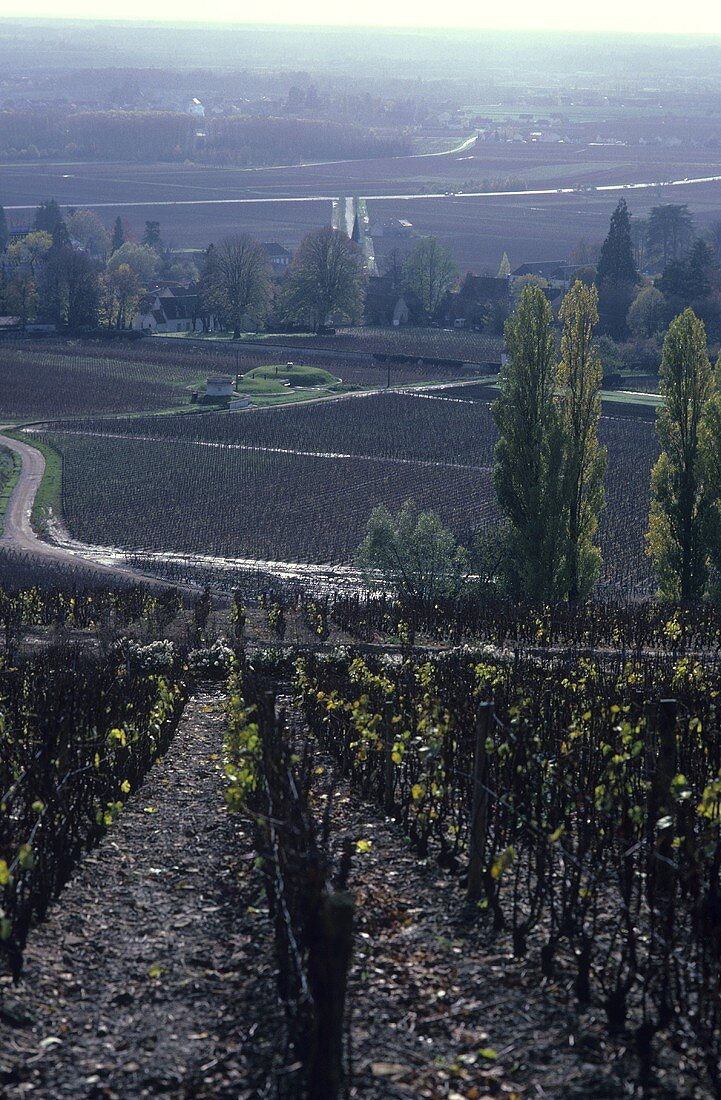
[8,171,721,213]
[4,131,721,216]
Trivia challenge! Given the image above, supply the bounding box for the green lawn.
[3,433,63,533]
[0,445,21,537]
[600,389,661,409]
[238,363,340,398]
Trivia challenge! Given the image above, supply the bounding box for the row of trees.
[493,283,605,601]
[496,285,721,603]
[0,108,409,166]
[359,286,721,606]
[196,227,367,337]
[0,197,369,333]
[1,196,459,334]
[197,231,464,336]
[0,200,200,329]
[573,200,721,345]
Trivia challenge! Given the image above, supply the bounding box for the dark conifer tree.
[596,199,638,339]
[596,199,637,288]
[33,198,64,234]
[111,216,125,254]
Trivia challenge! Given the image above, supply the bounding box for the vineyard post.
[307,890,355,1100]
[651,697,678,905]
[466,701,493,904]
[383,700,395,814]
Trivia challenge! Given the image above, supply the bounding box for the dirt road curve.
[0,432,48,555]
[0,431,170,586]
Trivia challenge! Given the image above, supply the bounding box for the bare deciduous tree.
[209,234,272,339]
[282,227,365,332]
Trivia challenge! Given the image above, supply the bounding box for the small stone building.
[206,377,234,399]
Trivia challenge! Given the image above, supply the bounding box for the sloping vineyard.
[0,342,204,419]
[295,647,721,1091]
[39,432,496,562]
[262,326,504,363]
[51,391,499,464]
[0,335,480,422]
[0,641,187,976]
[33,390,658,594]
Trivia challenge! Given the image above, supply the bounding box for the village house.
[262,242,292,273]
[510,261,575,290]
[369,218,414,240]
[438,274,510,330]
[132,286,218,333]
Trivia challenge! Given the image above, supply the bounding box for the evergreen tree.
[51,220,71,251]
[497,252,511,278]
[597,199,638,287]
[111,216,125,254]
[647,204,694,270]
[557,281,606,601]
[492,285,567,600]
[33,199,64,235]
[596,199,638,339]
[142,220,163,253]
[658,238,715,310]
[647,309,713,602]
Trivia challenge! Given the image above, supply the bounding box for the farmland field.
[33,391,658,594]
[252,325,504,363]
[0,336,480,422]
[5,141,721,271]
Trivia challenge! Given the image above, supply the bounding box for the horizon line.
[1,15,721,38]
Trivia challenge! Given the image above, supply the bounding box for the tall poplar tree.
[492,285,566,600]
[558,281,606,601]
[699,355,721,592]
[647,308,713,602]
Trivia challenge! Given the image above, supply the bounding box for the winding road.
[0,379,487,589]
[0,432,47,557]
[0,430,186,586]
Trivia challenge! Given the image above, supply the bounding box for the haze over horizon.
[1,4,721,35]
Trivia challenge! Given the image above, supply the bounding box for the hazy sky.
[2,2,721,34]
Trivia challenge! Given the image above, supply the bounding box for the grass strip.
[0,446,22,537]
[3,431,63,534]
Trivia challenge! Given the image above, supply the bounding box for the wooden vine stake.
[307,890,355,1100]
[466,701,493,905]
[652,697,678,906]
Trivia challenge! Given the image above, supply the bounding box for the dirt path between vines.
[326,775,711,1100]
[0,690,709,1099]
[0,692,282,1100]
